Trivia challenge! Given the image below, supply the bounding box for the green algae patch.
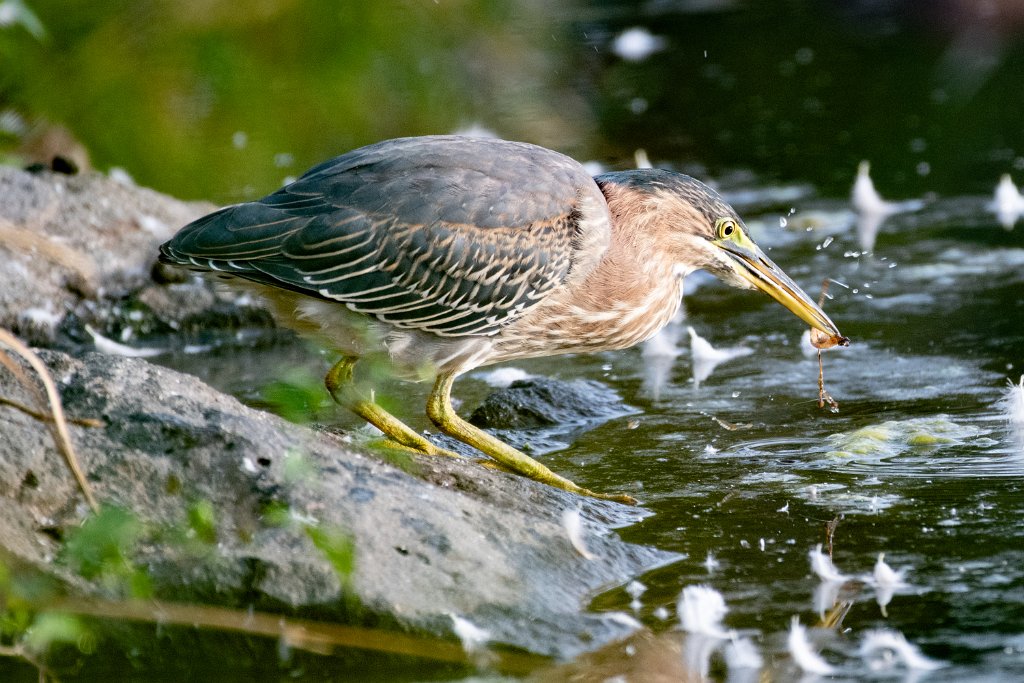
[827,417,977,460]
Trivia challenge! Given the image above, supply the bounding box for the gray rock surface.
[0,167,205,342]
[0,167,673,664]
[0,350,667,659]
[471,377,637,430]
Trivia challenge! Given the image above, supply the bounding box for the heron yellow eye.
[716,219,738,240]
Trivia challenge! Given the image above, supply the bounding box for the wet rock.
[464,377,640,455]
[470,377,636,430]
[0,166,271,350]
[0,350,671,660]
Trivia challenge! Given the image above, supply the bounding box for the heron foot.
[325,357,458,458]
[428,372,637,506]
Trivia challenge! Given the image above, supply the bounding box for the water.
[553,200,1024,680]
[5,1,1024,680]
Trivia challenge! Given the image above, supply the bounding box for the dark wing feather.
[159,135,607,337]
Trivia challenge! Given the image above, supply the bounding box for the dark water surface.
[4,1,1024,680]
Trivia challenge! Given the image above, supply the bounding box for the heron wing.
[160,135,610,336]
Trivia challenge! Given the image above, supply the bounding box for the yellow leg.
[426,371,637,505]
[324,357,457,458]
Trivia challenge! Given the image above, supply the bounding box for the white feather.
[872,553,906,588]
[688,326,753,387]
[871,552,908,616]
[449,614,490,653]
[787,616,836,675]
[1001,375,1024,427]
[859,629,944,671]
[725,634,764,670]
[678,585,730,638]
[992,174,1024,228]
[809,544,847,583]
[852,161,924,215]
[634,148,653,169]
[477,366,532,388]
[626,579,646,612]
[85,325,164,358]
[611,27,667,62]
[562,508,596,560]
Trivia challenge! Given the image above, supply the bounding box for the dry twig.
[0,328,99,512]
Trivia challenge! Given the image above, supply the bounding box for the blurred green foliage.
[58,506,152,599]
[21,612,92,656]
[186,499,218,545]
[0,0,585,203]
[261,366,328,424]
[305,524,355,588]
[6,1,1024,201]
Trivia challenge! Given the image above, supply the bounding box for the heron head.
[596,170,846,342]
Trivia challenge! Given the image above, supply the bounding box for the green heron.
[160,135,845,504]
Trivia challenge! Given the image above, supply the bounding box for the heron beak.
[716,240,847,342]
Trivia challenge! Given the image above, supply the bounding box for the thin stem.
[0,329,99,512]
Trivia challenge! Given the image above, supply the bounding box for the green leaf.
[304,525,355,585]
[261,368,327,424]
[187,500,218,545]
[59,506,152,598]
[22,613,85,654]
[60,507,143,580]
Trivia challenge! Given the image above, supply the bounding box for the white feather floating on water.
[626,579,646,612]
[634,148,653,169]
[852,161,925,216]
[852,160,890,215]
[787,616,836,675]
[640,321,685,400]
[678,585,731,638]
[625,579,646,599]
[873,553,905,587]
[611,26,667,62]
[852,161,924,251]
[449,614,491,654]
[809,544,847,583]
[606,611,643,631]
[871,552,908,617]
[477,366,532,388]
[859,629,945,671]
[992,174,1024,229]
[642,324,683,358]
[725,634,764,670]
[813,579,842,619]
[1001,375,1024,454]
[688,326,753,363]
[85,325,165,358]
[688,326,753,387]
[1001,375,1024,427]
[679,585,731,679]
[562,507,596,560]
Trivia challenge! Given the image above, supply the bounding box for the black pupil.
[724,224,733,235]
